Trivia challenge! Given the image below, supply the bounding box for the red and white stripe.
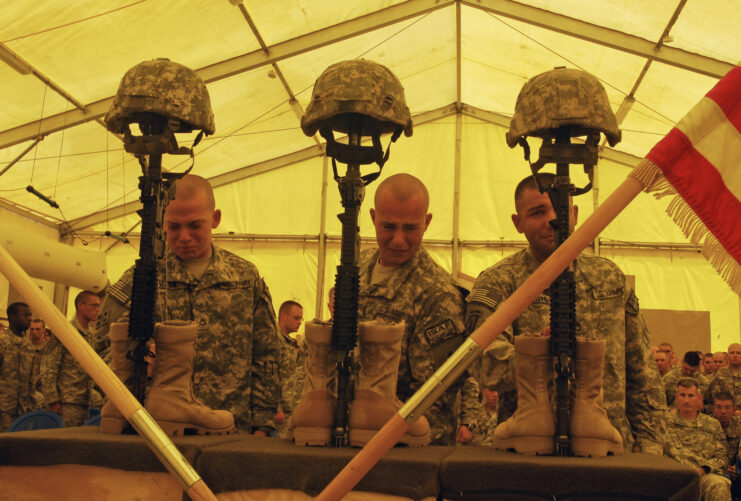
[645,65,741,264]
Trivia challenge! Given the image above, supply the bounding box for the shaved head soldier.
[357,173,466,445]
[97,174,281,434]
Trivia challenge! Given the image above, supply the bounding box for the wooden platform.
[0,427,699,500]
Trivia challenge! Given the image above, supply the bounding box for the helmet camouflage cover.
[105,58,215,135]
[301,59,412,137]
[506,67,621,148]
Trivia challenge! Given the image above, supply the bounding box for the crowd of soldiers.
[0,171,738,501]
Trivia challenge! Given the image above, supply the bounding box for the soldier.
[708,344,741,415]
[0,302,39,429]
[663,351,711,407]
[654,350,672,377]
[357,173,466,445]
[466,173,666,454]
[24,318,46,411]
[457,376,498,446]
[665,378,731,501]
[712,392,741,469]
[275,300,306,437]
[97,174,280,434]
[715,352,730,372]
[659,342,678,369]
[705,352,720,376]
[41,291,103,426]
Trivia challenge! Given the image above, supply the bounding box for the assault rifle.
[522,126,597,456]
[324,115,386,447]
[121,113,194,409]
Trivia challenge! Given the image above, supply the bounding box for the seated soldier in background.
[665,378,730,501]
[663,351,710,407]
[712,391,741,482]
[654,350,672,377]
[659,342,678,369]
[705,352,720,376]
[715,352,730,372]
[709,344,741,416]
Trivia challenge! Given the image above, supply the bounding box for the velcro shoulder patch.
[108,279,131,306]
[468,287,504,311]
[424,319,457,346]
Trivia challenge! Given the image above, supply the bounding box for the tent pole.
[451,0,462,278]
[315,154,329,319]
[452,112,462,278]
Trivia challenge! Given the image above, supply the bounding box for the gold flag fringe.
[630,158,741,296]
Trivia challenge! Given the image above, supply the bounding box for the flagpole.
[0,243,218,501]
[316,175,646,501]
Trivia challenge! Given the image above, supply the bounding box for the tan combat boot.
[348,320,430,447]
[144,321,234,436]
[569,337,623,457]
[493,335,555,455]
[100,322,134,434]
[290,321,337,446]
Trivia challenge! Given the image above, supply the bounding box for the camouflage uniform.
[358,247,466,445]
[276,330,306,437]
[97,246,280,431]
[40,317,104,426]
[466,249,666,454]
[459,376,498,446]
[0,329,44,430]
[665,412,731,501]
[663,368,711,407]
[721,416,741,464]
[708,367,741,410]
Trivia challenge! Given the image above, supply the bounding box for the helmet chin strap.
[320,123,403,185]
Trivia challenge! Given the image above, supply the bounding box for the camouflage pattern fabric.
[459,377,498,446]
[357,247,466,445]
[663,368,711,407]
[105,58,214,135]
[0,328,45,429]
[301,59,412,137]
[506,67,621,148]
[722,415,741,464]
[97,246,280,431]
[708,367,741,410]
[466,248,666,454]
[40,317,105,425]
[665,412,731,501]
[459,377,482,431]
[276,330,306,436]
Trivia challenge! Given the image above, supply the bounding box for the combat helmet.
[105,58,215,136]
[302,60,411,168]
[506,67,620,148]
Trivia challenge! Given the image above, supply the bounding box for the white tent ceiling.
[0,0,739,346]
[1,0,737,226]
